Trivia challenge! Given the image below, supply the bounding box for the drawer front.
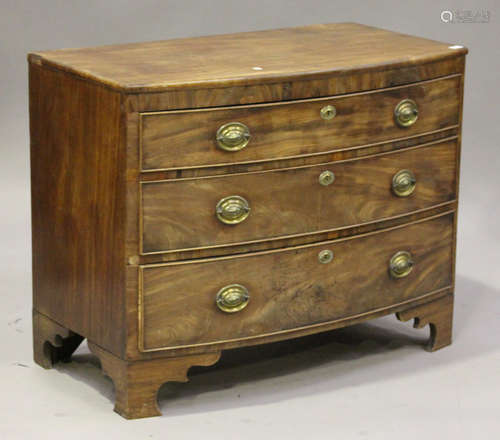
[141,140,457,254]
[139,214,454,351]
[140,76,460,171]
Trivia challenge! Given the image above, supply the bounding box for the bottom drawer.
[139,214,453,352]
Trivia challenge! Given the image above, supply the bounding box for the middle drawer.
[141,140,457,254]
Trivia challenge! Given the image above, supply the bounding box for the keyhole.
[321,105,336,120]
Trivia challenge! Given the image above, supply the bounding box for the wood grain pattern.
[396,292,454,351]
[88,342,220,418]
[141,140,457,254]
[140,76,460,171]
[140,214,454,351]
[451,64,466,292]
[28,23,467,93]
[130,289,454,360]
[136,204,456,265]
[125,56,466,112]
[139,129,459,182]
[29,63,127,357]
[28,23,466,419]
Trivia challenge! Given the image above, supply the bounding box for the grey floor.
[1,182,499,437]
[2,1,500,437]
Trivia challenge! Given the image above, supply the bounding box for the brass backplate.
[392,169,416,197]
[394,99,418,127]
[215,195,250,225]
[216,122,251,151]
[389,251,414,278]
[216,284,250,313]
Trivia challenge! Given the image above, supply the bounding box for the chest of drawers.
[29,23,467,419]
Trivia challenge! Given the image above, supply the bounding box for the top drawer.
[140,76,460,171]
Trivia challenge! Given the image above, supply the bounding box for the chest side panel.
[29,63,127,356]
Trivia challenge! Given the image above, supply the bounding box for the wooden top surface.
[28,23,467,93]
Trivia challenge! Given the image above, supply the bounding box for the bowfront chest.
[29,23,467,419]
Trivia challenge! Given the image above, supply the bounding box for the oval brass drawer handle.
[216,122,251,152]
[394,99,418,127]
[389,251,414,278]
[319,170,335,186]
[216,195,250,225]
[392,169,416,197]
[216,284,250,313]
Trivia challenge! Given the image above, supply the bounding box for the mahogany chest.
[29,23,467,418]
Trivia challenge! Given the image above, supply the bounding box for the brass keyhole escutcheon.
[216,122,251,152]
[394,99,418,127]
[319,170,335,186]
[389,251,414,278]
[318,249,334,264]
[392,169,416,197]
[216,284,250,313]
[216,195,250,225]
[320,105,337,120]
